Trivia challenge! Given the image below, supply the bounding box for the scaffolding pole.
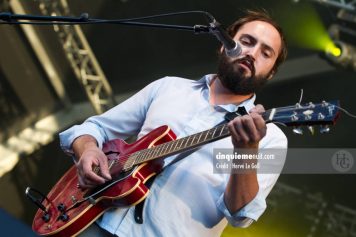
[37,0,116,114]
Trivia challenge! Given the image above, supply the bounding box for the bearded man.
[60,9,288,237]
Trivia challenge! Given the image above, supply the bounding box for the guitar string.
[333,104,356,119]
[72,127,230,202]
[102,124,231,171]
[70,104,338,207]
[95,105,336,171]
[75,105,337,203]
[94,102,335,170]
[69,159,120,207]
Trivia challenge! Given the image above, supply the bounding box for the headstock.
[264,100,340,135]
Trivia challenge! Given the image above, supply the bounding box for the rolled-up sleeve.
[60,121,108,155]
[59,78,165,155]
[216,173,278,227]
[217,123,288,228]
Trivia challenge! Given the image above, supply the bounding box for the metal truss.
[37,0,116,114]
[310,0,356,11]
[268,182,356,237]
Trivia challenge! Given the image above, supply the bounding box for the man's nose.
[244,47,258,61]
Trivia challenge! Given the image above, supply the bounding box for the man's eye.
[240,39,251,45]
[263,51,271,58]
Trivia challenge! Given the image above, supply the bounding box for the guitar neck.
[125,110,274,168]
[115,100,340,172]
[131,123,229,166]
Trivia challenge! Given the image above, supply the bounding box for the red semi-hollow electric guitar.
[27,101,340,237]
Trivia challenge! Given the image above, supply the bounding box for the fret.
[172,139,180,152]
[191,134,200,146]
[203,130,210,141]
[161,142,170,155]
[140,151,148,163]
[133,151,141,164]
[137,151,145,163]
[188,135,195,147]
[175,138,183,150]
[204,129,221,142]
[188,135,196,147]
[183,136,190,149]
[166,142,173,154]
[155,144,164,157]
[154,146,162,158]
[131,155,137,168]
[130,154,137,166]
[207,129,214,140]
[151,146,160,159]
[140,149,150,163]
[146,147,154,161]
[218,125,225,136]
[149,147,157,160]
[134,153,140,165]
[141,150,149,162]
[124,155,134,170]
[179,138,186,150]
[189,135,195,146]
[139,149,147,162]
[165,141,175,155]
[211,127,218,138]
[219,125,229,136]
[196,131,204,144]
[145,150,153,161]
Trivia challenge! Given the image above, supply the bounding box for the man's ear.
[267,70,276,80]
[219,46,224,54]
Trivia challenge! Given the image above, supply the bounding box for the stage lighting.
[325,42,342,57]
[324,40,356,70]
[323,23,356,70]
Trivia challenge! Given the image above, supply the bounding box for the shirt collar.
[194,74,256,113]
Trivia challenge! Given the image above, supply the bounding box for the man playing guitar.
[60,9,288,237]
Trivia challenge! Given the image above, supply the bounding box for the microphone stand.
[0,11,213,34]
[0,11,235,53]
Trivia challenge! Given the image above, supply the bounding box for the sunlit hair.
[227,9,288,74]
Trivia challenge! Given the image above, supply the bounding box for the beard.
[217,53,270,95]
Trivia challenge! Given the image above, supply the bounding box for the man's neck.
[209,76,253,106]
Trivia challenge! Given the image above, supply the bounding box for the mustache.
[234,55,256,75]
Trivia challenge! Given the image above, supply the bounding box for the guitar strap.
[134,106,248,224]
[133,148,200,224]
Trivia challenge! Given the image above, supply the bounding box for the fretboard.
[121,109,273,171]
[124,123,230,169]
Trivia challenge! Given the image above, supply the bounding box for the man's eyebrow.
[239,34,276,56]
[239,34,256,43]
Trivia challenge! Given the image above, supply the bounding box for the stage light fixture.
[324,40,356,70]
[325,42,342,57]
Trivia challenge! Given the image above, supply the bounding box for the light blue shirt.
[59,75,287,237]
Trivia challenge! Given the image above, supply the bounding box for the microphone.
[209,20,242,58]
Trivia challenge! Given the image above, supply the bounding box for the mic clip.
[193,25,210,34]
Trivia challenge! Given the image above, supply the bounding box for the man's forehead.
[234,20,282,52]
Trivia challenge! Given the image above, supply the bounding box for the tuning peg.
[293,127,303,135]
[308,102,315,108]
[321,101,329,107]
[291,113,299,121]
[308,126,315,135]
[318,113,325,120]
[320,125,330,134]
